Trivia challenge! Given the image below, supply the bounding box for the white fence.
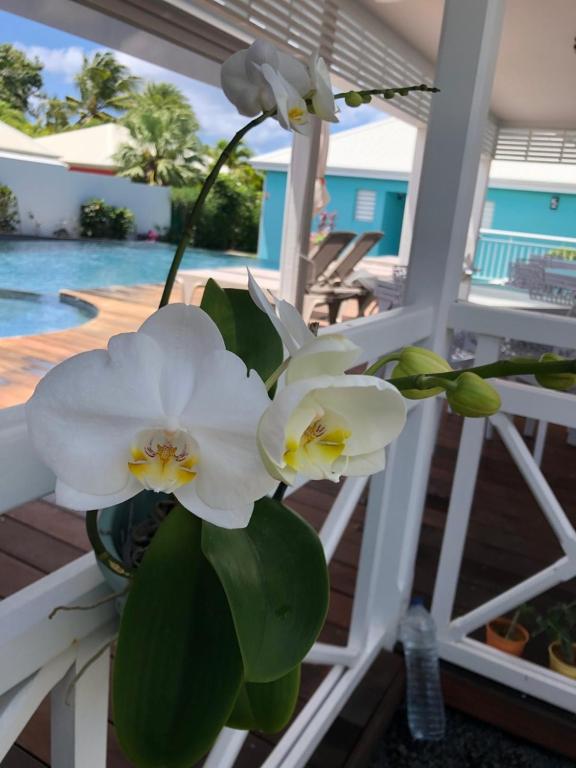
[474,228,576,283]
[433,302,576,711]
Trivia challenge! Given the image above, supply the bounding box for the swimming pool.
[0,239,269,336]
[0,239,265,294]
[0,291,96,338]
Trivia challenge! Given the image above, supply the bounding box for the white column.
[404,0,505,351]
[397,126,426,267]
[358,0,506,646]
[460,152,492,299]
[278,120,322,309]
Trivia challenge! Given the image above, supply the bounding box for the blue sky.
[0,10,385,154]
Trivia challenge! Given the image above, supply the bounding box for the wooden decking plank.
[0,552,45,598]
[6,501,90,552]
[2,745,48,768]
[0,517,84,573]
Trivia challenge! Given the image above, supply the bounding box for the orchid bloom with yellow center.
[247,272,407,483]
[26,305,276,529]
[258,374,406,484]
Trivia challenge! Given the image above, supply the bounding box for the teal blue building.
[251,119,576,279]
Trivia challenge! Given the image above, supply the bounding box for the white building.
[0,121,170,237]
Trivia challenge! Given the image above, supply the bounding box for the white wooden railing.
[432,302,576,711]
[0,302,435,768]
[474,228,576,283]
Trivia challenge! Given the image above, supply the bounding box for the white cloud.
[14,43,87,82]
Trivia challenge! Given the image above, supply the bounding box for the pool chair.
[303,231,384,324]
[302,230,357,286]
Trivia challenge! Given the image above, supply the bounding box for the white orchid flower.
[26,305,275,529]
[309,53,338,123]
[247,270,360,382]
[221,39,311,121]
[258,375,406,484]
[259,63,311,135]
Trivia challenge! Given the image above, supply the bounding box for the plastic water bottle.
[399,599,446,741]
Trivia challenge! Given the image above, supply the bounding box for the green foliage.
[113,505,243,767]
[0,184,19,233]
[0,99,34,134]
[549,248,576,261]
[534,601,576,665]
[200,280,283,385]
[80,198,134,240]
[207,139,263,192]
[67,51,140,126]
[227,666,301,732]
[172,173,261,252]
[0,44,43,112]
[114,82,203,187]
[202,497,329,682]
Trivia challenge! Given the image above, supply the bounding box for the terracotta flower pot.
[485,618,530,657]
[548,642,576,679]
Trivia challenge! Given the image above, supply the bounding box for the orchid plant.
[25,39,576,768]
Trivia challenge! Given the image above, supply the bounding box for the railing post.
[51,627,113,768]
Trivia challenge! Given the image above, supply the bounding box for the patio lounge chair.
[303,231,384,323]
[176,230,356,304]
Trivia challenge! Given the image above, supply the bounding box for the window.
[355,189,377,222]
[480,200,495,229]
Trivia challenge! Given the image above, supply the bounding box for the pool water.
[0,239,270,337]
[0,292,96,338]
[0,240,265,294]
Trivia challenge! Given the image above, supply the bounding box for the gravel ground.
[370,707,573,768]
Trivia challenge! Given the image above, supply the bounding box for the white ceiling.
[362,0,576,129]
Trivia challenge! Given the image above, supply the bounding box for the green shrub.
[0,183,19,233]
[170,175,261,253]
[80,198,134,240]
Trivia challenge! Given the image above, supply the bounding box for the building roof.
[252,118,576,192]
[252,118,416,180]
[35,123,130,171]
[0,121,64,165]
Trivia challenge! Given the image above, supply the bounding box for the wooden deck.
[2,282,576,765]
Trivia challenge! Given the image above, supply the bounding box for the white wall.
[0,155,171,237]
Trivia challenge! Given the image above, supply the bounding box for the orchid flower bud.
[535,353,576,392]
[446,372,501,417]
[344,91,363,107]
[391,346,452,400]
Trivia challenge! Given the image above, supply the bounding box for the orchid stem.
[273,482,287,501]
[385,357,576,392]
[159,110,274,308]
[265,357,291,391]
[334,84,439,100]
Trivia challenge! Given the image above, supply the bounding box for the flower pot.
[485,618,529,657]
[95,491,173,610]
[548,642,576,679]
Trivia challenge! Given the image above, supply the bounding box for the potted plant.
[485,605,534,657]
[533,601,576,679]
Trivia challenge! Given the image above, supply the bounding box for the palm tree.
[207,139,263,191]
[114,83,203,187]
[67,52,140,126]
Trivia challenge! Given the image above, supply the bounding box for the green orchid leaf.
[113,505,243,768]
[225,287,283,384]
[200,278,237,352]
[227,665,301,733]
[202,497,329,683]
